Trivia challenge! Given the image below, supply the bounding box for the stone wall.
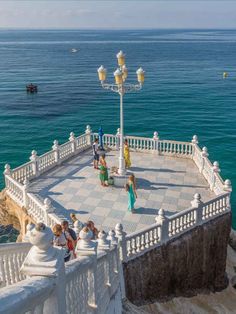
[123,212,231,305]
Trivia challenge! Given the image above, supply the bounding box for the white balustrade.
[202,193,229,221]
[168,207,196,238]
[27,193,47,223]
[38,150,56,173]
[4,175,24,206]
[159,140,193,156]
[0,243,31,288]
[125,224,161,260]
[0,276,56,314]
[76,134,89,151]
[59,142,73,161]
[11,161,34,183]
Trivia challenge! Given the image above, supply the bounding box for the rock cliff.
[123,212,231,306]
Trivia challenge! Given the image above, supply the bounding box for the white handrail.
[0,243,31,288]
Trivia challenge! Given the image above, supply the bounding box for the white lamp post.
[97,51,145,176]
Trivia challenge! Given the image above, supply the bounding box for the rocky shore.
[0,190,20,243]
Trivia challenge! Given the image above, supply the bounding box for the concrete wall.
[123,212,231,305]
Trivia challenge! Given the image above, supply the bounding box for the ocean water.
[0,29,235,228]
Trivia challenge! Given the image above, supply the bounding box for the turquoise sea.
[0,29,235,228]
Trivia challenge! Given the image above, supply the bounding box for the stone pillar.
[115,223,127,261]
[73,220,83,238]
[30,150,39,177]
[191,135,198,158]
[200,146,209,174]
[116,128,120,151]
[22,179,29,209]
[211,161,220,191]
[85,125,92,146]
[191,193,203,224]
[22,222,34,242]
[155,208,169,242]
[107,229,118,246]
[44,198,53,226]
[4,164,11,176]
[52,140,60,165]
[20,223,66,314]
[153,131,159,154]
[97,231,112,287]
[69,132,76,154]
[224,179,232,209]
[76,227,98,309]
[115,223,126,298]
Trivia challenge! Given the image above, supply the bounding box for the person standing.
[126,174,138,213]
[61,220,77,259]
[124,139,131,168]
[99,154,108,187]
[92,138,99,169]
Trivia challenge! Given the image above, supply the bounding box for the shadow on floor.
[130,166,185,173]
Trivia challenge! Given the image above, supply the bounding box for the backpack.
[68,228,77,241]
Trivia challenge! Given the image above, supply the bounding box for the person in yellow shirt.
[124,139,131,168]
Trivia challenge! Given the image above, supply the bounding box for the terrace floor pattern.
[29,149,215,234]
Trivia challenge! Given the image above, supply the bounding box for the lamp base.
[112,173,130,187]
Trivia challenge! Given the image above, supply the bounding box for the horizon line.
[1,27,236,31]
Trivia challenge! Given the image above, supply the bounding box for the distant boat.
[71,49,78,53]
[223,72,228,79]
[26,84,38,93]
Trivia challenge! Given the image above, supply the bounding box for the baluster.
[132,238,137,254]
[153,228,158,244]
[141,234,145,250]
[149,230,154,246]
[127,240,132,256]
[136,235,141,252]
[145,232,150,248]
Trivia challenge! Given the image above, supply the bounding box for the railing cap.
[76,227,97,254]
[202,146,209,157]
[155,208,167,224]
[153,131,159,140]
[69,132,75,141]
[30,150,38,161]
[97,230,110,249]
[191,135,198,144]
[52,140,59,150]
[224,179,232,192]
[191,193,203,208]
[21,222,65,277]
[213,161,220,173]
[107,229,118,245]
[85,125,92,134]
[4,163,11,175]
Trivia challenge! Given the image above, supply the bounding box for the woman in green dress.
[99,154,108,187]
[126,174,138,213]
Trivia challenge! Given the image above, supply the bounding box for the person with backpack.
[61,220,77,259]
[52,224,71,262]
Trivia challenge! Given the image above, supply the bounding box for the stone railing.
[0,224,123,314]
[121,192,231,262]
[0,242,31,288]
[3,127,92,226]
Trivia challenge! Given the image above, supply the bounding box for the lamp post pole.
[119,87,125,175]
[97,51,145,176]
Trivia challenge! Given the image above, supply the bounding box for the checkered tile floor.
[30,149,215,234]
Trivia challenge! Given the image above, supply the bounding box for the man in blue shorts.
[92,138,99,169]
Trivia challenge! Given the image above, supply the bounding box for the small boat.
[223,72,228,79]
[71,49,78,53]
[26,84,38,93]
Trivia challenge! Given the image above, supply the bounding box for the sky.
[0,1,236,29]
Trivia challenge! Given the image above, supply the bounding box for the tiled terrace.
[29,149,215,234]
